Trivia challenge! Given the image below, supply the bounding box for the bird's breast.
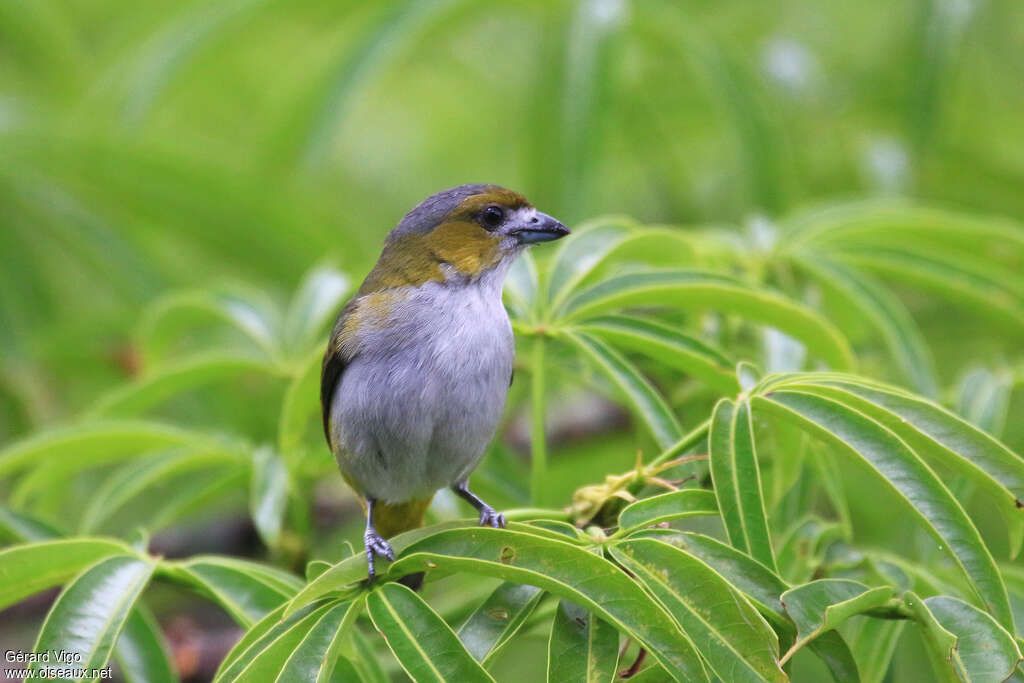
[331,281,514,499]
[409,283,514,427]
[365,281,513,379]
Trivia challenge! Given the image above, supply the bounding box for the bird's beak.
[512,212,570,244]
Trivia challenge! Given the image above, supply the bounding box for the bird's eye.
[481,206,504,229]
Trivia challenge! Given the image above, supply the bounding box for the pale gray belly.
[330,285,513,502]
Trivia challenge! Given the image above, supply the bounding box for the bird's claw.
[478,506,506,529]
[364,530,395,580]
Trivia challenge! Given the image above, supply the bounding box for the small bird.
[321,184,569,578]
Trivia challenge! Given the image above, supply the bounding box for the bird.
[321,184,569,579]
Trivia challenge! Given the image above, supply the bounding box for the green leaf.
[779,579,893,664]
[284,521,580,618]
[80,447,243,533]
[754,390,1014,631]
[762,328,806,373]
[282,265,349,353]
[162,555,302,627]
[388,527,708,682]
[30,555,156,680]
[348,628,389,683]
[137,288,282,362]
[327,656,362,682]
[562,330,682,449]
[522,519,590,543]
[215,602,290,676]
[529,334,550,506]
[738,361,763,391]
[366,582,494,682]
[787,202,1024,257]
[0,0,80,88]
[505,251,539,320]
[807,443,853,540]
[787,377,1024,557]
[846,616,906,683]
[1002,563,1024,632]
[776,516,845,585]
[654,532,791,627]
[87,352,281,417]
[562,270,854,370]
[610,538,785,683]
[835,246,1024,333]
[663,527,859,683]
[250,447,289,549]
[619,664,675,683]
[617,489,719,533]
[0,420,226,477]
[534,0,625,220]
[146,466,248,530]
[0,505,63,542]
[8,138,321,286]
[213,600,341,682]
[710,399,777,571]
[286,523,578,621]
[547,600,619,683]
[457,582,544,665]
[113,605,178,683]
[577,315,739,395]
[116,0,272,123]
[274,599,362,683]
[306,560,332,582]
[545,219,635,311]
[793,255,937,396]
[569,227,703,291]
[5,437,243,521]
[807,630,861,683]
[862,552,953,597]
[283,521,481,618]
[906,592,1022,683]
[278,346,324,454]
[275,0,468,170]
[956,366,1013,437]
[0,538,132,610]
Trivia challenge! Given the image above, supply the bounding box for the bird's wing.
[321,297,359,450]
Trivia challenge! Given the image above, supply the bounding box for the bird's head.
[360,184,569,292]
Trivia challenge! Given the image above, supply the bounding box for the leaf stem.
[866,599,915,620]
[530,335,548,506]
[649,418,711,467]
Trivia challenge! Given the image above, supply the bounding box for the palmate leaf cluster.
[1,1,1023,678]
[2,204,1023,682]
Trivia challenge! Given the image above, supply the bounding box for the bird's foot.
[478,505,506,529]
[452,483,506,529]
[364,530,395,580]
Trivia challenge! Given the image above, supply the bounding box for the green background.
[1,1,1023,681]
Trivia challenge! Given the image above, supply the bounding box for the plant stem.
[530,335,548,506]
[503,507,571,522]
[649,418,712,467]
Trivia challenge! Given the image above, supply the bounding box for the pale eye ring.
[481,205,504,229]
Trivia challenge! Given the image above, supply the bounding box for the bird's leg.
[452,482,506,528]
[363,497,394,580]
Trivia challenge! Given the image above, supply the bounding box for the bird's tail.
[370,496,434,538]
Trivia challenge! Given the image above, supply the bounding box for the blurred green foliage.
[3,0,1023,436]
[1,1,1024,682]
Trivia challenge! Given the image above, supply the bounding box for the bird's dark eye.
[481,206,504,229]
